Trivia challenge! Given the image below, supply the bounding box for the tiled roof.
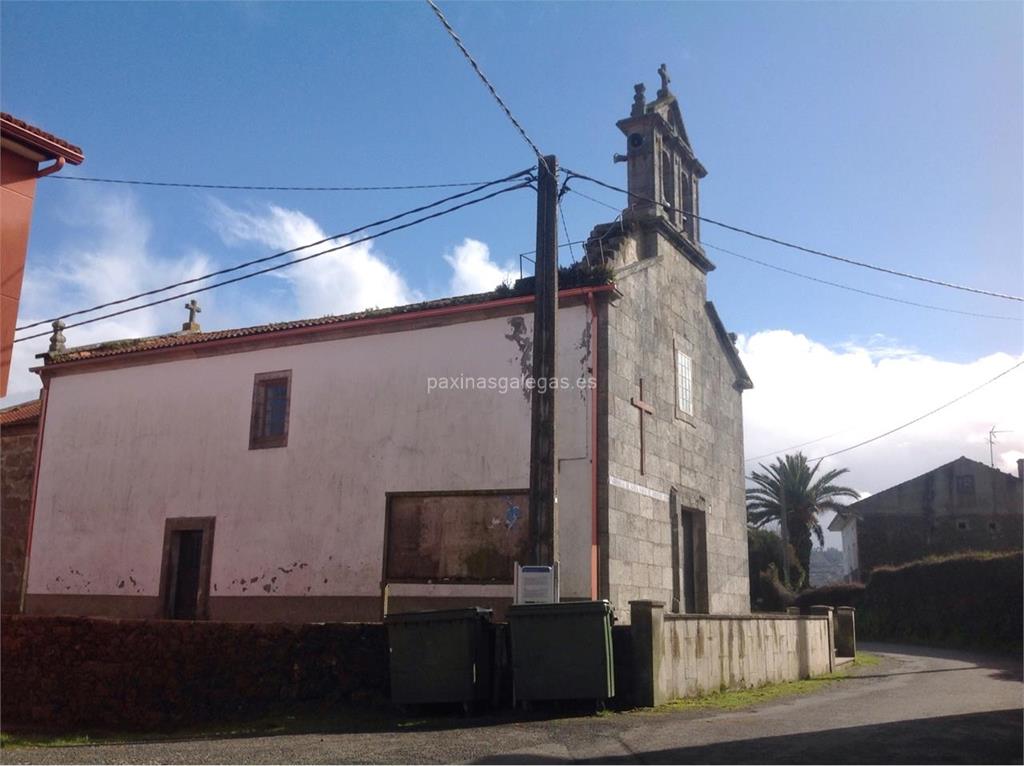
[0,398,41,427]
[44,289,537,366]
[45,280,615,368]
[1,113,84,163]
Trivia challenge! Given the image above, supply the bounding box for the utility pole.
[528,155,559,567]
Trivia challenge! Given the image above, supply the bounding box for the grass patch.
[1,732,97,749]
[650,651,883,714]
[854,651,880,667]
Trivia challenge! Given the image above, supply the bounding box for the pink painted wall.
[26,304,595,613]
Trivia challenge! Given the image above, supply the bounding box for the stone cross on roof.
[182,299,202,333]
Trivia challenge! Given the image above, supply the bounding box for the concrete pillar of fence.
[629,600,665,707]
[786,606,801,615]
[810,605,836,673]
[834,607,857,658]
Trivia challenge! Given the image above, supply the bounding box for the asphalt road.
[3,643,1021,764]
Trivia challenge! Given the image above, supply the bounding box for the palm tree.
[746,452,859,589]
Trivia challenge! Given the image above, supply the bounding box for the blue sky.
[3,2,1022,510]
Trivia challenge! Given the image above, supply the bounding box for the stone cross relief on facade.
[630,377,655,476]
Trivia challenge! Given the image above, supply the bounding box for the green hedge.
[795,551,1022,652]
[794,582,865,610]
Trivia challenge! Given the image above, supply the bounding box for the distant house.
[1,397,41,613]
[1,113,84,396]
[830,456,1024,580]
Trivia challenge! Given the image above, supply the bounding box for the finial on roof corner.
[182,298,202,333]
[631,83,646,117]
[48,320,66,355]
[657,63,672,99]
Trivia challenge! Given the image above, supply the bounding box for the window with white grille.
[676,350,693,416]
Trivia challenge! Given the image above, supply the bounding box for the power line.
[424,0,546,167]
[556,182,577,263]
[15,181,531,344]
[46,175,499,192]
[565,169,1024,303]
[744,429,854,465]
[569,186,1020,320]
[16,169,532,334]
[567,187,620,213]
[704,243,1022,322]
[808,359,1024,462]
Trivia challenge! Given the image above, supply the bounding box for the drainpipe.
[36,156,66,178]
[586,289,600,600]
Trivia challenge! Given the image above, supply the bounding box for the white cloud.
[443,238,516,295]
[738,330,1024,495]
[209,201,418,317]
[3,192,210,404]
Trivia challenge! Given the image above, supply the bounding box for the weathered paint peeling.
[577,321,593,401]
[504,317,533,401]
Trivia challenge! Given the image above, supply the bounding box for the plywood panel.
[385,491,531,583]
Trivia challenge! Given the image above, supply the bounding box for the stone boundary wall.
[1,424,37,614]
[628,601,834,706]
[1,616,387,730]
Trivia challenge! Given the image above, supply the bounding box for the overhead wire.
[807,359,1024,462]
[15,180,532,344]
[424,0,547,171]
[704,243,1022,322]
[565,169,1024,303]
[16,168,533,334]
[568,187,1020,321]
[46,175,499,192]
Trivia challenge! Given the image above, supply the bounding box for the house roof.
[0,397,41,428]
[845,455,1022,515]
[1,113,84,164]
[827,511,855,532]
[40,281,616,369]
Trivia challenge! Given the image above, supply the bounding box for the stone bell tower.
[613,64,711,273]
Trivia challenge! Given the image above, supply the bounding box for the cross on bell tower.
[616,65,707,244]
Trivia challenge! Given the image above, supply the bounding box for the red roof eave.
[1,113,84,165]
[0,398,42,427]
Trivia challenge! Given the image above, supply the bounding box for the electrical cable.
[16,169,532,333]
[808,359,1024,461]
[15,180,532,344]
[565,169,1024,303]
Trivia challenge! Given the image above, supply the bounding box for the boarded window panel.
[385,491,531,583]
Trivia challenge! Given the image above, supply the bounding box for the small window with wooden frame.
[249,370,292,449]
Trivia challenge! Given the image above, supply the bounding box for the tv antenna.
[988,425,1011,468]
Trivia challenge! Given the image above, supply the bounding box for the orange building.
[1,113,84,396]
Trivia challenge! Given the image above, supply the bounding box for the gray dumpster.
[507,600,615,705]
[385,607,495,707]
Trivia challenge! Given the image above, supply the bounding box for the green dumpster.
[507,600,615,704]
[385,607,495,707]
